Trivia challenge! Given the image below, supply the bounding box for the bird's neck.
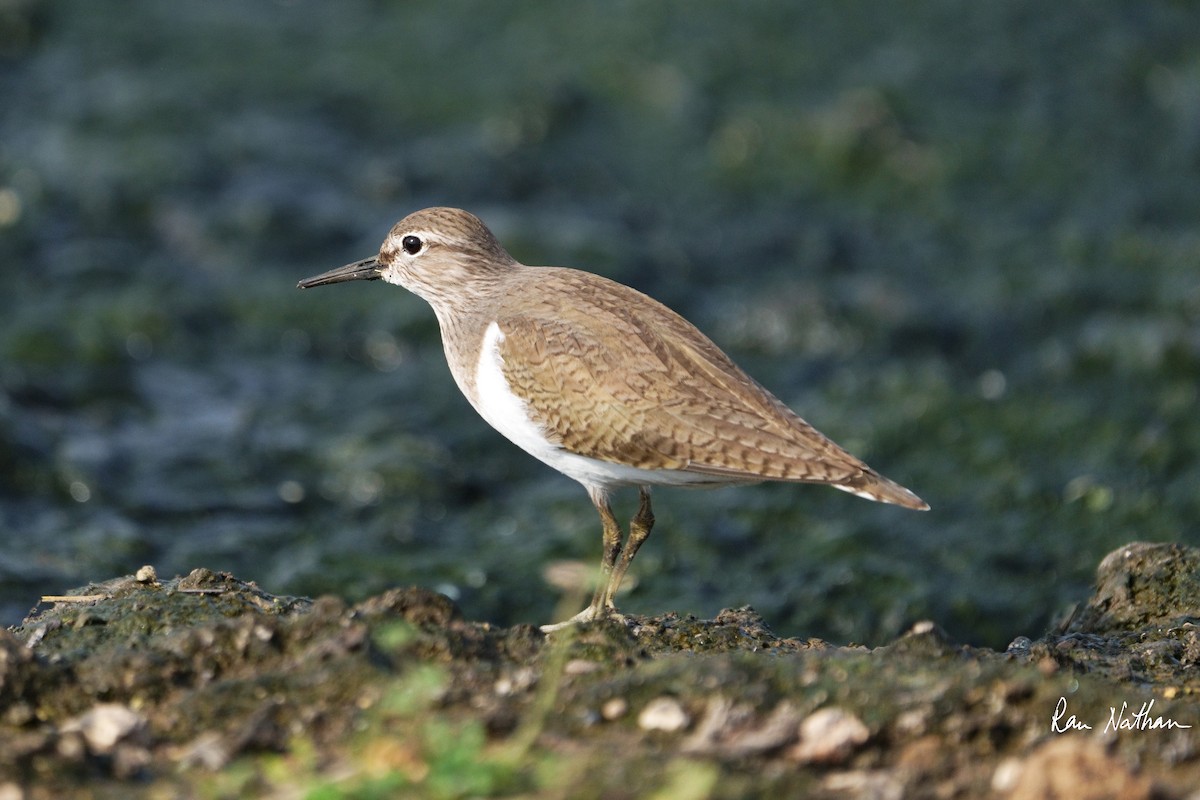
[424,268,524,407]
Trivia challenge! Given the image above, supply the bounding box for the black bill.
[297,257,382,289]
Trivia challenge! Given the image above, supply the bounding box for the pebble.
[788,707,869,764]
[494,667,537,696]
[1005,636,1033,656]
[601,698,628,721]
[61,703,144,753]
[637,697,690,732]
[564,659,600,676]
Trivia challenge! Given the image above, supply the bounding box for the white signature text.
[1051,696,1191,733]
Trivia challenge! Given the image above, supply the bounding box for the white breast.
[471,321,725,491]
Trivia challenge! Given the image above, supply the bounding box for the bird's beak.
[297,257,382,289]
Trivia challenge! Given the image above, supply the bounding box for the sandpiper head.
[297,208,516,307]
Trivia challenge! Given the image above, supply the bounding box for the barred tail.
[835,471,929,510]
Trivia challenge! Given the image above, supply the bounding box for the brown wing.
[494,268,872,485]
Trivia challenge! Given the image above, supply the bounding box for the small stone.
[893,709,929,737]
[1006,636,1033,656]
[564,659,600,676]
[638,697,690,732]
[61,703,144,754]
[134,565,157,584]
[718,701,804,757]
[991,757,1024,794]
[601,698,628,720]
[788,707,870,764]
[494,667,537,697]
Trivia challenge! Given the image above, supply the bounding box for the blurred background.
[1,1,1196,648]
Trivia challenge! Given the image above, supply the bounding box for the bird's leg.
[585,486,623,619]
[602,486,654,611]
[542,487,652,633]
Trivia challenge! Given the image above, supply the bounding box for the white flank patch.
[473,321,724,491]
[833,484,885,502]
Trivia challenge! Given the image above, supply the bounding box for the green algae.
[1,0,1198,649]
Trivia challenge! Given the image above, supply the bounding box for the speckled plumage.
[299,207,928,628]
[497,270,877,484]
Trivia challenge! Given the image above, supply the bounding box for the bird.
[298,207,928,630]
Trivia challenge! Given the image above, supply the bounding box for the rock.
[353,586,464,626]
[788,707,870,765]
[60,703,144,754]
[1002,738,1154,800]
[564,659,601,675]
[638,697,690,732]
[681,696,803,757]
[0,629,37,706]
[1072,542,1200,634]
[601,697,628,720]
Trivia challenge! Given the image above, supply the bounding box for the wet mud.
[2,542,1197,798]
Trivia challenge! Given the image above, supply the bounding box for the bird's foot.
[540,604,628,633]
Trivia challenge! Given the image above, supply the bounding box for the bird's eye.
[401,235,423,255]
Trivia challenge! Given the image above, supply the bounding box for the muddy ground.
[0,541,1196,799]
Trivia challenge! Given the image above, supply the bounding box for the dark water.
[1,1,1196,647]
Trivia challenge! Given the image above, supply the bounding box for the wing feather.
[493,269,870,485]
